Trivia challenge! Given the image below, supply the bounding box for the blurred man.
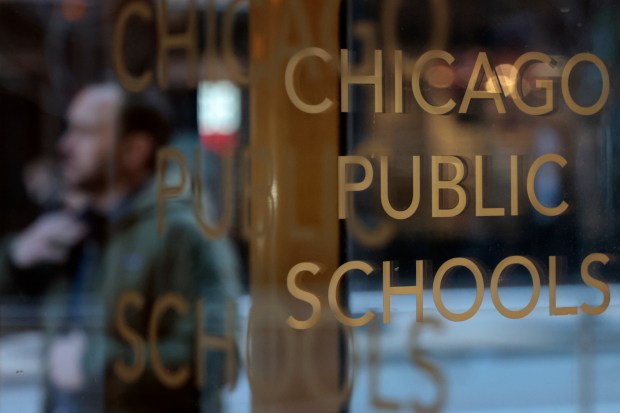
[1,83,239,413]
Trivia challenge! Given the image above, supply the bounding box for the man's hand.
[11,211,86,269]
[48,330,87,392]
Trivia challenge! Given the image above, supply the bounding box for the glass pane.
[0,1,618,413]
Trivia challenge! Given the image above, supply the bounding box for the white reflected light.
[198,80,241,135]
[485,64,517,97]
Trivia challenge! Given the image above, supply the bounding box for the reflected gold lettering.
[149,293,190,388]
[192,151,234,240]
[156,148,189,235]
[413,50,456,115]
[114,2,154,92]
[157,0,198,89]
[114,291,146,382]
[196,300,238,388]
[409,317,446,413]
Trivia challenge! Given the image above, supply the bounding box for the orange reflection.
[425,65,454,89]
[61,0,87,22]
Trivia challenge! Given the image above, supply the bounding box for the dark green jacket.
[0,180,241,413]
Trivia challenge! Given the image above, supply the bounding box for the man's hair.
[117,87,172,170]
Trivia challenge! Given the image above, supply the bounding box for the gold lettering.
[394,50,403,113]
[285,47,334,114]
[475,155,505,216]
[341,49,383,113]
[433,258,484,322]
[149,293,190,388]
[413,50,456,115]
[380,155,421,219]
[549,256,578,316]
[431,156,467,217]
[192,151,233,239]
[383,260,424,323]
[196,300,238,388]
[512,52,554,115]
[114,291,146,383]
[510,155,519,216]
[526,154,569,216]
[580,253,611,315]
[562,53,610,115]
[338,156,374,219]
[491,256,541,319]
[286,262,323,330]
[329,261,375,327]
[459,52,506,114]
